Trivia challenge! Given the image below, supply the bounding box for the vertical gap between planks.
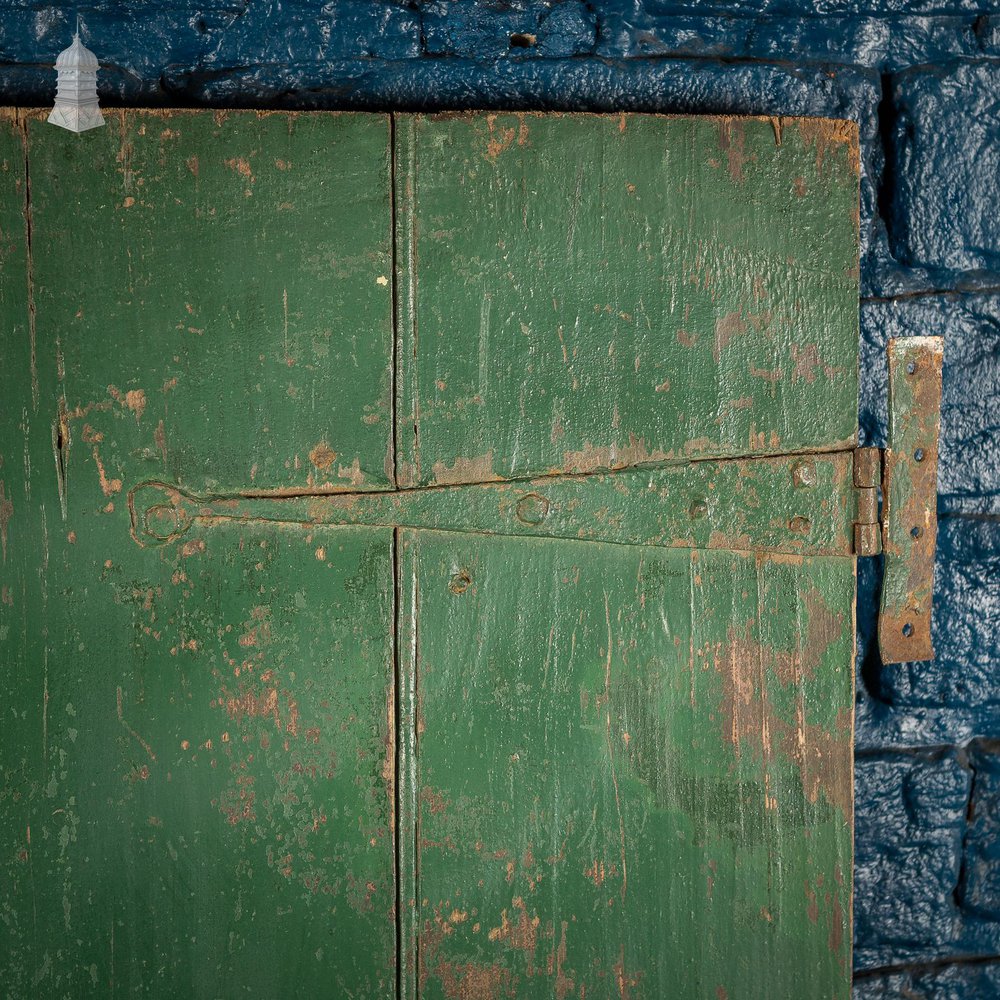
[390,109,403,997]
[391,114,419,996]
[389,113,399,489]
[17,109,38,414]
[392,526,402,1000]
[392,527,420,1000]
[393,114,420,486]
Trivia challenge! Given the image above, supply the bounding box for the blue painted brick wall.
[1,2,998,993]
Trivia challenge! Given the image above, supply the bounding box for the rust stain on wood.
[308,441,338,470]
[717,119,749,183]
[796,118,860,178]
[561,435,671,476]
[432,451,501,485]
[715,585,850,820]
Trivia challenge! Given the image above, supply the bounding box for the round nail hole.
[911,525,923,539]
[902,623,914,637]
[449,570,472,595]
[906,361,917,375]
[913,448,925,462]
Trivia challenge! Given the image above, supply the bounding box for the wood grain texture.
[28,108,394,497]
[0,108,860,998]
[404,529,854,999]
[2,507,398,993]
[0,107,39,1000]
[1,110,398,997]
[395,112,860,487]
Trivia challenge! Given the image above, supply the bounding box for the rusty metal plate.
[879,336,944,663]
[128,449,859,557]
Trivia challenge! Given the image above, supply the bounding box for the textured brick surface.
[857,519,1000,748]
[890,63,1000,272]
[1,0,999,989]
[597,11,1000,69]
[961,745,1000,921]
[854,961,1000,999]
[854,751,970,967]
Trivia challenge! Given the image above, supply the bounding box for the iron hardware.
[878,336,944,663]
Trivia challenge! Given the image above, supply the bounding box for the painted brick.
[199,1,423,63]
[596,12,998,71]
[853,961,1000,999]
[854,751,970,968]
[890,62,1000,271]
[0,9,211,97]
[854,294,999,751]
[422,0,597,57]
[160,53,879,115]
[593,0,993,13]
[959,745,1000,920]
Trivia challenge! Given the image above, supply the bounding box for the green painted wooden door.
[1,110,859,998]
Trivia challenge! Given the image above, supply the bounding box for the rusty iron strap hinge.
[852,337,944,664]
[128,342,943,663]
[129,450,860,558]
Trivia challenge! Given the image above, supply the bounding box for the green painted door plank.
[28,108,395,498]
[395,112,860,487]
[402,528,853,999]
[397,528,421,1000]
[0,109,42,1000]
[130,449,857,557]
[2,110,399,997]
[4,507,398,995]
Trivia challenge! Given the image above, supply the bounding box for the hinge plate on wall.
[878,336,944,664]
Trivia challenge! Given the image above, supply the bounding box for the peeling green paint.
[395,112,860,487]
[1,109,859,998]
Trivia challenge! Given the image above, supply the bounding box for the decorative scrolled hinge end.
[128,481,195,547]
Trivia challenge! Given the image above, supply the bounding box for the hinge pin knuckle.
[852,446,882,557]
